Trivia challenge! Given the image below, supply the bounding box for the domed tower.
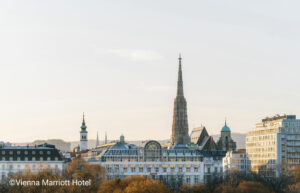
[217,119,236,151]
[80,113,88,151]
[120,134,125,143]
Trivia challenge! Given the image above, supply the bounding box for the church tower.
[217,119,236,151]
[171,54,190,145]
[80,113,88,151]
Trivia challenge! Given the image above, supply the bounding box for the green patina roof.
[81,114,87,131]
[221,120,231,132]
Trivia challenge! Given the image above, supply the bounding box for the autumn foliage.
[98,175,170,193]
[2,161,300,193]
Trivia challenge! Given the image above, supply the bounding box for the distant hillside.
[70,133,246,150]
[15,139,71,152]
[14,133,245,152]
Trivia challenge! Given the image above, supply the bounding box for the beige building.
[246,115,300,177]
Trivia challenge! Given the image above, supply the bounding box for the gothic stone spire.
[171,54,190,145]
[177,53,184,96]
[96,131,99,147]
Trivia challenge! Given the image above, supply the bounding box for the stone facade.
[171,54,190,145]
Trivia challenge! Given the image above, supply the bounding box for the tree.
[67,158,106,193]
[178,183,208,193]
[214,185,236,193]
[236,181,272,193]
[98,176,170,193]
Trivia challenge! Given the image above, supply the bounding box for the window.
[179,167,183,173]
[194,167,198,172]
[17,151,20,155]
[47,151,51,155]
[1,151,5,155]
[139,167,143,172]
[25,157,28,161]
[186,167,190,172]
[214,167,218,173]
[55,157,58,161]
[195,176,199,183]
[123,168,127,172]
[32,151,36,155]
[147,167,151,172]
[186,176,190,184]
[131,167,136,172]
[47,157,51,161]
[24,151,28,155]
[163,168,167,172]
[40,151,43,155]
[207,167,211,173]
[155,167,159,172]
[9,151,13,155]
[17,157,21,161]
[171,167,175,173]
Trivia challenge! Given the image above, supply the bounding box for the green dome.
[221,121,231,132]
[81,123,87,130]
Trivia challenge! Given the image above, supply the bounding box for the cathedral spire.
[96,131,99,147]
[171,54,190,145]
[177,53,184,96]
[105,131,107,144]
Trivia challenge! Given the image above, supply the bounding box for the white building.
[0,143,64,181]
[82,136,225,185]
[223,149,250,173]
[246,115,300,177]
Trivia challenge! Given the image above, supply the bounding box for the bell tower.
[80,113,88,151]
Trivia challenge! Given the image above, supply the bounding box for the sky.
[1,0,300,143]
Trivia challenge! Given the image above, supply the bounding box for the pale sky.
[1,0,300,143]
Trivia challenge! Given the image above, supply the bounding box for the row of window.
[0,164,60,170]
[106,166,201,173]
[1,157,59,161]
[1,150,51,155]
[103,157,203,162]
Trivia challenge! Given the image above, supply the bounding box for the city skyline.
[1,1,300,143]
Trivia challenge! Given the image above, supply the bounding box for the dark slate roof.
[171,144,189,149]
[190,126,209,145]
[0,143,63,161]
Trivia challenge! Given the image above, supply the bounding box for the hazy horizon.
[1,1,300,143]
